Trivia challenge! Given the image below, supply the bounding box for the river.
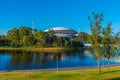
[0,50,119,71]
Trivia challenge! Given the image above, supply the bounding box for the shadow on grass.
[101,70,120,74]
[108,77,120,80]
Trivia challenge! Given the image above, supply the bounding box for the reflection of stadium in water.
[45,27,77,38]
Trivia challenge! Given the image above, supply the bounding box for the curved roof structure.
[45,27,77,38]
[51,27,72,30]
[45,27,73,32]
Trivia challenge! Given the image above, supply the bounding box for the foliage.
[7,28,20,47]
[19,26,33,46]
[52,36,62,47]
[0,35,8,46]
[101,22,116,72]
[88,12,104,74]
[34,31,46,47]
[6,26,84,48]
[77,32,89,43]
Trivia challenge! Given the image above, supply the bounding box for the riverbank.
[0,66,120,80]
[0,47,83,52]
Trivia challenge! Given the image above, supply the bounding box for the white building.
[45,27,77,38]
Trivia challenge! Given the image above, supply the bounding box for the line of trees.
[0,26,85,48]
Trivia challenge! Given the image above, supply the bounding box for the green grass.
[0,66,120,80]
[0,47,81,52]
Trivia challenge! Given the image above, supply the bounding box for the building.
[45,27,77,38]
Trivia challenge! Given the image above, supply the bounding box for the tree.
[22,36,32,46]
[34,31,46,47]
[19,26,33,46]
[0,35,8,46]
[77,32,88,43]
[68,38,83,48]
[7,28,20,47]
[52,36,62,47]
[102,22,115,72]
[88,12,104,74]
[64,39,69,47]
[115,31,120,50]
[46,29,55,46]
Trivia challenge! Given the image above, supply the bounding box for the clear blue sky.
[0,0,120,35]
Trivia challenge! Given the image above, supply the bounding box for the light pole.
[32,21,35,33]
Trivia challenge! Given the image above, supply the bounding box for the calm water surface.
[0,50,120,71]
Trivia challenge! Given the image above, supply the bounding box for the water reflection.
[0,50,119,71]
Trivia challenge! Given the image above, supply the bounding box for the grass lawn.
[0,47,79,52]
[0,66,120,80]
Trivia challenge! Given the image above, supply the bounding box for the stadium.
[45,27,77,38]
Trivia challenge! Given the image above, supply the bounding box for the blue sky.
[0,0,120,35]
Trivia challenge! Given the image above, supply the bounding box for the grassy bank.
[0,46,83,52]
[0,66,120,80]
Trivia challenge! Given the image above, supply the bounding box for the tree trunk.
[98,58,101,74]
[108,58,110,72]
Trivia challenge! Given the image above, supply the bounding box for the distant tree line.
[0,26,87,48]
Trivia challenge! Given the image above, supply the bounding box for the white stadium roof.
[44,27,77,38]
[45,27,74,32]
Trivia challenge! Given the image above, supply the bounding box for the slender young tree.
[88,12,104,74]
[115,31,120,50]
[102,22,115,72]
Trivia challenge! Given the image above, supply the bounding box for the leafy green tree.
[22,36,32,46]
[46,29,55,46]
[47,29,55,37]
[7,28,20,47]
[34,31,46,47]
[19,26,33,46]
[77,32,88,43]
[102,22,115,72]
[88,12,103,74]
[115,31,120,49]
[64,39,69,47]
[0,35,8,46]
[47,29,55,45]
[68,38,83,48]
[52,36,62,47]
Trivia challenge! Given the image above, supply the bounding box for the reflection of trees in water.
[7,51,63,69]
[61,50,87,60]
[77,50,87,59]
[35,52,62,63]
[0,50,87,65]
[8,51,34,69]
[0,50,7,54]
[0,50,88,70]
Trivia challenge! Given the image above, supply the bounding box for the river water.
[0,50,119,71]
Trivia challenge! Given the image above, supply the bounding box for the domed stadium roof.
[45,27,75,32]
[51,27,72,30]
[45,27,77,38]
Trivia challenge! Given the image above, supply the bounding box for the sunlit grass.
[0,66,120,80]
[0,47,78,52]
